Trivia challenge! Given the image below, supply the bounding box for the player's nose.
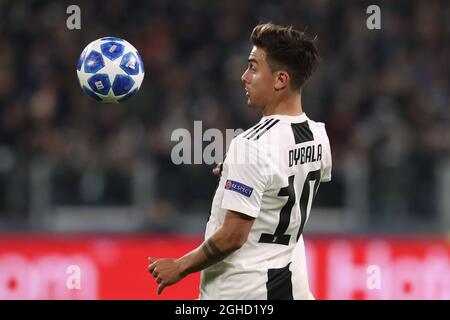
[241,69,249,83]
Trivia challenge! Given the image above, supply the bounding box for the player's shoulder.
[229,118,282,162]
[237,117,283,143]
[234,114,329,147]
[306,117,328,137]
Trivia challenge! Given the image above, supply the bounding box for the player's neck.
[262,92,303,117]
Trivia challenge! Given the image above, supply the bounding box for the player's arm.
[179,209,255,273]
[148,209,255,294]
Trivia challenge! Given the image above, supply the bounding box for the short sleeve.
[220,138,269,218]
[321,132,332,182]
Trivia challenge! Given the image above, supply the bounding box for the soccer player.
[148,23,332,299]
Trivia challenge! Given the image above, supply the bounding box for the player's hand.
[147,257,184,295]
[212,163,223,176]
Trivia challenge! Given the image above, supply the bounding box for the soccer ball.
[76,37,144,103]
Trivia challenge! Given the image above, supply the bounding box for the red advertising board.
[0,235,449,299]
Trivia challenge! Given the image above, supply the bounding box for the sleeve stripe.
[251,119,280,140]
[243,119,271,138]
[246,118,276,140]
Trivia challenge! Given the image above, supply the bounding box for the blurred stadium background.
[0,0,449,299]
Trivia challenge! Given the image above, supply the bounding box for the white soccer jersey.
[199,113,332,300]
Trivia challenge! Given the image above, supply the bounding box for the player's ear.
[274,70,289,91]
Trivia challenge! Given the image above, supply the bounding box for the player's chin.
[246,99,258,108]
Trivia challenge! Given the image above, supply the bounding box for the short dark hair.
[250,23,319,90]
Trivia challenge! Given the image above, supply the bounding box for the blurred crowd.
[0,0,449,231]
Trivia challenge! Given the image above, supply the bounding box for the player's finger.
[147,262,156,273]
[156,277,162,284]
[158,283,165,295]
[212,163,223,176]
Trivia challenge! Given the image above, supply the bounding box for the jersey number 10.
[259,169,321,245]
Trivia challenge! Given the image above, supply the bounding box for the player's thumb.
[212,163,223,176]
[148,257,156,263]
[158,284,165,295]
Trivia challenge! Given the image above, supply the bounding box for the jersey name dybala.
[200,113,332,300]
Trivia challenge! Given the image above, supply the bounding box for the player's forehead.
[248,46,267,64]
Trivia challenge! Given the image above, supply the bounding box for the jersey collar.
[261,113,309,123]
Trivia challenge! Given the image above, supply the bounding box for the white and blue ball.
[76,37,144,103]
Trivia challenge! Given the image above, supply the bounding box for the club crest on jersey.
[225,180,253,197]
